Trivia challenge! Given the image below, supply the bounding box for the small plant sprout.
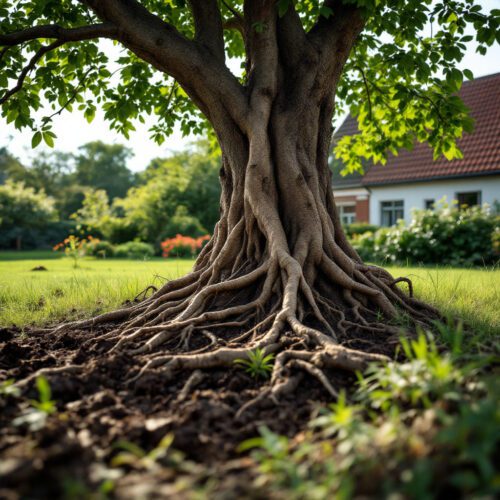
[53,234,94,268]
[111,434,180,470]
[30,375,57,414]
[234,348,275,379]
[0,379,21,399]
[12,376,57,431]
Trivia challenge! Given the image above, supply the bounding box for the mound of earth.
[0,324,398,498]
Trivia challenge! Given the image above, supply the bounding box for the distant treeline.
[0,140,221,251]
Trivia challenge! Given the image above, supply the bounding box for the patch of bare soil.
[0,325,397,499]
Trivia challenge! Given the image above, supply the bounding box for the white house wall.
[368,175,500,225]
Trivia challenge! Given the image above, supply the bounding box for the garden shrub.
[353,202,499,266]
[343,222,379,239]
[162,205,207,239]
[161,234,210,258]
[114,241,155,259]
[86,239,115,258]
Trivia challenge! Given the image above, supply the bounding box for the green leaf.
[43,133,55,148]
[319,6,333,19]
[36,376,52,404]
[31,132,42,148]
[463,69,474,80]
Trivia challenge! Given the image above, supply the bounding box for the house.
[331,72,500,226]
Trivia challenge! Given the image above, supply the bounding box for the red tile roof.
[333,72,500,186]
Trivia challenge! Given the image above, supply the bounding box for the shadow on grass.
[0,251,62,261]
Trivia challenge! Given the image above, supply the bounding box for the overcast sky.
[1,0,499,172]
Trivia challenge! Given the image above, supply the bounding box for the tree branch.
[188,0,225,63]
[221,0,243,20]
[356,65,372,120]
[308,0,366,91]
[224,17,245,36]
[0,41,64,106]
[43,67,95,122]
[277,1,309,67]
[0,23,118,46]
[79,0,248,131]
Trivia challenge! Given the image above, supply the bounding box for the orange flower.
[160,234,210,258]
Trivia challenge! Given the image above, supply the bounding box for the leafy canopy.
[0,0,499,172]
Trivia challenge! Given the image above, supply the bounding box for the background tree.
[0,146,26,184]
[74,141,136,200]
[139,141,221,237]
[0,180,56,250]
[1,1,498,395]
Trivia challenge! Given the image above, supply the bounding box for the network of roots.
[19,228,440,412]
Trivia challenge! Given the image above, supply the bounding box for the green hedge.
[343,222,379,238]
[114,241,155,260]
[353,203,499,266]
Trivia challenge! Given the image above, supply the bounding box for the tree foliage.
[68,141,220,244]
[73,141,136,199]
[0,180,57,248]
[1,1,498,171]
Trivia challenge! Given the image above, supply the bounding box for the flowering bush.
[53,235,97,268]
[353,201,499,266]
[161,234,210,258]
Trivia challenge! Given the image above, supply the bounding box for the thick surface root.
[6,243,440,415]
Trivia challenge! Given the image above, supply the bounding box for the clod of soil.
[30,266,48,272]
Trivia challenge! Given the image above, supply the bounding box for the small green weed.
[240,326,499,499]
[0,379,21,399]
[234,348,275,379]
[30,375,57,414]
[111,434,182,470]
[12,376,56,431]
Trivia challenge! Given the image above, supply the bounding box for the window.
[456,191,481,207]
[381,200,404,226]
[339,204,356,225]
[424,199,435,209]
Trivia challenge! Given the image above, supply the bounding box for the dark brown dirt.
[0,324,398,499]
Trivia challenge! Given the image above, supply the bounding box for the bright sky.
[1,0,499,172]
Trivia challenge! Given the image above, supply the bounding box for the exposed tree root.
[12,237,440,417]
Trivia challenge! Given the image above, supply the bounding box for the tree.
[1,1,498,397]
[139,142,221,237]
[0,146,26,185]
[0,180,56,249]
[74,141,136,200]
[0,147,87,219]
[116,160,189,243]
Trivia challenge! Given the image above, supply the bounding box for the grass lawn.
[388,264,499,349]
[1,252,498,342]
[0,251,193,327]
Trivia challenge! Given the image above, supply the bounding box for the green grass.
[0,250,62,261]
[1,253,498,344]
[0,252,193,327]
[387,264,499,349]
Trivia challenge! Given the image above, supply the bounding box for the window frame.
[455,191,481,207]
[338,203,356,225]
[380,200,404,227]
